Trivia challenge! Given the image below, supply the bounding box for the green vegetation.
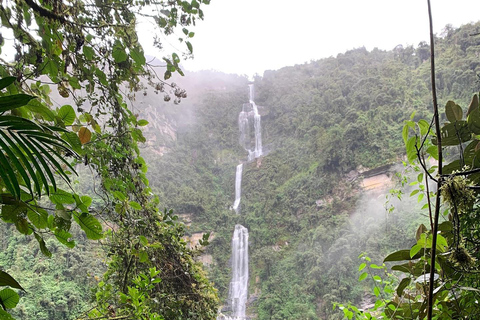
[141,21,480,319]
[0,0,218,319]
[1,0,480,318]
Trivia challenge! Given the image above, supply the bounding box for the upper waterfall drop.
[232,83,264,213]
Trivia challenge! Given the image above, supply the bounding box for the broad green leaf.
[113,47,128,63]
[81,195,92,208]
[186,41,193,54]
[113,191,126,201]
[49,188,75,204]
[137,119,149,126]
[0,94,35,113]
[58,105,76,126]
[129,201,142,210]
[0,77,16,90]
[467,94,479,116]
[467,107,480,135]
[373,286,380,297]
[358,272,368,281]
[61,132,83,155]
[384,249,423,262]
[27,208,48,229]
[410,244,422,258]
[433,121,472,146]
[0,288,19,309]
[25,99,55,121]
[358,262,366,271]
[74,212,103,240]
[445,100,463,122]
[55,229,76,248]
[130,47,146,66]
[0,271,25,291]
[396,278,411,297]
[68,76,81,90]
[83,46,95,60]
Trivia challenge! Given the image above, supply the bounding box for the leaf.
[112,47,128,63]
[358,272,368,281]
[384,249,423,262]
[373,286,380,297]
[54,229,75,248]
[358,263,366,271]
[129,201,142,210]
[445,100,463,122]
[27,208,48,229]
[113,191,126,201]
[74,212,103,240]
[34,232,52,257]
[467,107,480,135]
[49,188,75,204]
[396,278,411,297]
[0,271,25,291]
[78,127,91,144]
[137,119,149,126]
[0,94,36,113]
[130,47,146,66]
[0,288,19,309]
[410,244,422,258]
[0,77,16,90]
[433,121,472,146]
[467,94,479,116]
[83,46,95,60]
[186,41,193,54]
[58,105,76,126]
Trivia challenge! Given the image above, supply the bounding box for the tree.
[0,0,218,318]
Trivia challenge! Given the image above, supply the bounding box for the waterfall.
[232,83,263,212]
[232,164,243,214]
[221,225,249,320]
[249,84,263,158]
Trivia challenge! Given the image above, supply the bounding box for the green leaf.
[0,271,25,291]
[130,47,146,66]
[0,94,35,113]
[358,262,366,271]
[58,105,76,126]
[54,229,75,248]
[358,272,368,281]
[83,46,95,60]
[410,244,422,258]
[467,94,479,116]
[129,201,142,210]
[445,100,463,122]
[373,286,380,297]
[34,232,52,257]
[113,191,126,201]
[0,77,16,90]
[137,119,149,126]
[384,249,423,262]
[113,47,128,63]
[27,207,48,229]
[467,107,480,135]
[0,288,19,309]
[186,41,193,54]
[74,212,103,240]
[396,277,411,297]
[49,188,75,204]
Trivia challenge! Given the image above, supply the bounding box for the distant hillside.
[134,21,480,319]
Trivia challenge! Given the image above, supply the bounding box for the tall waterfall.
[232,164,243,214]
[224,225,249,320]
[232,83,263,212]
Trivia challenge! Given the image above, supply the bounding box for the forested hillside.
[139,22,480,319]
[2,17,480,319]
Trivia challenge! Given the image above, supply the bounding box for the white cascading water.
[232,164,243,214]
[249,84,263,158]
[232,83,263,212]
[222,225,249,320]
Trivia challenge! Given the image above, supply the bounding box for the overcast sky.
[140,0,480,77]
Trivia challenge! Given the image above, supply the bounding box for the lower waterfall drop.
[220,225,249,320]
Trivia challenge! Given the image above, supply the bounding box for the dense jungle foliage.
[0,0,219,319]
[138,22,480,319]
[2,3,480,318]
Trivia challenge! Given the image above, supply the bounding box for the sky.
[139,0,480,77]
